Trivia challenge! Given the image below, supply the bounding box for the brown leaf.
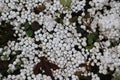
[33,62,42,75]
[33,56,60,80]
[34,5,46,14]
[79,63,87,67]
[49,62,60,70]
[81,12,94,32]
[74,71,83,76]
[79,63,91,71]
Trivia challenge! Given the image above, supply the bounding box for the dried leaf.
[34,5,46,14]
[79,63,91,71]
[82,12,93,31]
[74,71,83,76]
[74,71,91,80]
[49,62,60,70]
[33,56,60,80]
[31,21,41,31]
[0,22,16,47]
[79,63,87,67]
[33,62,42,75]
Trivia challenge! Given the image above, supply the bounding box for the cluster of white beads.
[0,0,120,80]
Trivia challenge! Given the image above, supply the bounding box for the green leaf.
[24,22,30,30]
[87,34,94,45]
[26,30,33,37]
[112,75,120,80]
[60,0,66,7]
[85,45,94,50]
[88,37,94,45]
[60,0,71,10]
[66,0,71,7]
[55,18,63,24]
[87,32,98,45]
[69,16,78,23]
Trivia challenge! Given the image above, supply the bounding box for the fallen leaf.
[60,0,71,10]
[31,21,42,31]
[0,22,16,47]
[82,12,93,31]
[33,56,60,80]
[69,16,78,23]
[74,71,83,76]
[87,32,98,46]
[34,5,46,14]
[26,29,33,37]
[79,63,91,71]
[24,22,30,30]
